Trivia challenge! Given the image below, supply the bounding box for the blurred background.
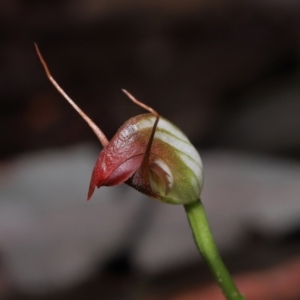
[1,0,300,299]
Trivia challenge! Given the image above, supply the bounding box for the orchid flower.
[35,44,245,300]
[87,92,204,204]
[35,45,203,205]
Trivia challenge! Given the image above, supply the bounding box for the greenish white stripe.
[135,115,203,179]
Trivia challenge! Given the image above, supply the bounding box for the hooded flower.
[88,113,203,204]
[35,44,204,205]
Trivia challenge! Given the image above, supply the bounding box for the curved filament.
[35,43,109,147]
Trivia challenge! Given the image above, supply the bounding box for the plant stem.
[184,199,245,300]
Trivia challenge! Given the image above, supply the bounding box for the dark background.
[1,0,300,299]
[2,0,300,159]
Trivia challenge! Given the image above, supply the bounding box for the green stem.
[184,199,245,300]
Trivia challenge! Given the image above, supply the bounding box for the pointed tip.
[87,187,94,201]
[34,43,41,57]
[87,181,96,201]
[121,89,128,95]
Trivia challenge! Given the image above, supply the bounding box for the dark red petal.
[102,155,143,186]
[87,155,143,200]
